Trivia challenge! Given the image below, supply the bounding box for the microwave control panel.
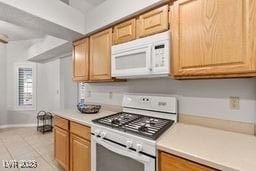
[154,44,165,68]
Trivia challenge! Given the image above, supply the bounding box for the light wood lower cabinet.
[54,117,91,171]
[54,126,69,171]
[172,0,256,79]
[70,134,91,171]
[159,151,218,171]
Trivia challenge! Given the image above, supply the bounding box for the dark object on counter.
[37,111,53,133]
[77,103,101,114]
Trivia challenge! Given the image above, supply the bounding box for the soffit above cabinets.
[0,0,167,62]
[0,20,44,41]
[0,0,86,41]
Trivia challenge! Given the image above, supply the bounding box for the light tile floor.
[0,127,64,171]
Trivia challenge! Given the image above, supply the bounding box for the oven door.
[91,136,155,171]
[111,44,152,78]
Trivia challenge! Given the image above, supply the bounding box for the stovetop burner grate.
[92,112,174,140]
[92,112,141,127]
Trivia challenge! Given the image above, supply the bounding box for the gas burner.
[138,125,149,132]
[111,118,121,125]
[145,120,156,126]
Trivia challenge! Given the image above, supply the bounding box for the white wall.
[60,56,78,109]
[0,43,7,125]
[59,56,256,124]
[83,79,256,123]
[5,40,60,125]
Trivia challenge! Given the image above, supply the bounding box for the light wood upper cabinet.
[70,134,90,171]
[90,29,112,80]
[113,18,136,45]
[137,5,169,38]
[159,151,218,171]
[73,38,89,81]
[172,0,256,79]
[54,126,69,171]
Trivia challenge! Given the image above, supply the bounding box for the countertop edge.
[53,112,92,127]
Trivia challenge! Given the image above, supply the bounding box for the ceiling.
[0,0,107,42]
[69,0,106,13]
[0,20,45,41]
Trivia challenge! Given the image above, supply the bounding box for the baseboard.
[0,123,36,129]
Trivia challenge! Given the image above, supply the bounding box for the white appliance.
[111,31,170,78]
[91,94,177,171]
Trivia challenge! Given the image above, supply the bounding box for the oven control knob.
[126,140,133,148]
[136,144,143,152]
[100,132,106,138]
[95,130,101,136]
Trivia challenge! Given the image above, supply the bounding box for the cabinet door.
[137,5,169,38]
[113,18,136,44]
[70,134,90,171]
[159,151,217,171]
[73,38,89,81]
[54,127,69,171]
[90,29,112,80]
[172,0,256,79]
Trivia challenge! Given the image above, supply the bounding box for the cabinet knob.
[126,140,133,148]
[136,144,143,152]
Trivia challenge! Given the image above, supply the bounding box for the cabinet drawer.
[159,151,218,171]
[70,122,91,141]
[137,5,169,38]
[54,116,69,131]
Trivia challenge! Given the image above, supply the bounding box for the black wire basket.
[37,111,53,133]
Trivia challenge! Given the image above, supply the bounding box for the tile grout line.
[1,127,58,171]
[21,130,57,171]
[0,130,20,171]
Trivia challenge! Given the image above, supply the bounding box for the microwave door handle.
[147,46,153,71]
[93,136,151,164]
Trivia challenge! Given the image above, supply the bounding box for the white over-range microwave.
[111,31,170,78]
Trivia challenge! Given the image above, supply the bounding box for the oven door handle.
[93,136,151,164]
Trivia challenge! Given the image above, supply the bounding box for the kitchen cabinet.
[70,134,90,171]
[159,151,218,171]
[137,5,169,38]
[113,18,136,45]
[54,117,91,171]
[73,38,89,81]
[54,126,69,171]
[172,0,256,79]
[89,28,112,80]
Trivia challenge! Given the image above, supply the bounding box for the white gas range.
[91,94,177,171]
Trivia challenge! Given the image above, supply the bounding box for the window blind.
[18,67,33,106]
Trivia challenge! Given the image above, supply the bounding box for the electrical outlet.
[109,92,113,99]
[230,96,240,110]
[87,91,91,97]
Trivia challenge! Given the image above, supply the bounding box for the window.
[15,63,37,110]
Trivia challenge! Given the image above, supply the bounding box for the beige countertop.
[52,108,119,127]
[157,123,256,171]
[52,109,256,171]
